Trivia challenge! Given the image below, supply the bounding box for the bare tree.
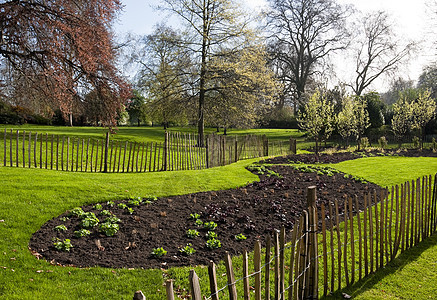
[159,0,253,146]
[266,0,351,112]
[349,11,415,96]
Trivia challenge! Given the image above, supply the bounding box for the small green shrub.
[190,213,201,220]
[54,225,67,232]
[53,238,73,252]
[195,219,203,227]
[80,212,99,229]
[360,137,369,149]
[206,231,217,239]
[151,247,167,257]
[179,244,196,256]
[93,204,103,210]
[235,233,247,241]
[99,222,119,236]
[413,136,420,148]
[74,229,91,238]
[117,203,127,209]
[203,221,217,231]
[68,207,85,218]
[186,229,200,238]
[206,238,221,249]
[100,210,112,216]
[378,136,388,150]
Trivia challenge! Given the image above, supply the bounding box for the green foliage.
[206,231,218,239]
[179,244,196,256]
[412,136,420,148]
[151,247,167,257]
[298,90,335,155]
[74,229,91,238]
[186,229,200,238]
[93,204,103,210]
[195,219,203,227]
[68,207,85,218]
[235,233,247,241]
[189,213,201,220]
[99,210,112,216]
[128,199,141,206]
[54,224,67,232]
[378,136,388,149]
[53,238,73,252]
[117,203,127,209]
[359,137,369,149]
[80,212,99,229]
[203,221,218,231]
[206,238,222,249]
[99,222,119,237]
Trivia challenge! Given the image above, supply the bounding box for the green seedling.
[186,229,199,238]
[53,238,73,252]
[179,244,196,256]
[54,225,67,232]
[203,221,217,231]
[206,238,221,249]
[235,233,247,241]
[74,229,91,238]
[151,247,167,257]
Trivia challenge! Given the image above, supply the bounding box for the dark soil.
[29,151,386,269]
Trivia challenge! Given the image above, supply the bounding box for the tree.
[205,45,279,133]
[391,96,413,147]
[349,11,415,96]
[132,25,191,129]
[336,96,356,146]
[126,91,148,126]
[361,92,385,128]
[381,77,414,105]
[354,96,371,150]
[159,0,253,145]
[266,0,351,111]
[297,90,334,157]
[418,64,437,99]
[0,0,130,127]
[410,90,436,148]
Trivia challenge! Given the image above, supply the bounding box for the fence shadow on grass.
[325,233,437,299]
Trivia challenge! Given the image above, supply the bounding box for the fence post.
[306,186,319,299]
[262,135,268,156]
[189,269,202,300]
[103,132,109,173]
[289,137,297,154]
[163,131,168,171]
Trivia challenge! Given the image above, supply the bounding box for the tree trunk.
[224,127,227,135]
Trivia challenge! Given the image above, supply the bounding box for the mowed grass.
[1,125,437,299]
[0,159,260,299]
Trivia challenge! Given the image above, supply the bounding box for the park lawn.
[0,159,260,300]
[1,138,437,300]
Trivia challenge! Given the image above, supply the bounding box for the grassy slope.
[0,160,260,300]
[323,156,437,299]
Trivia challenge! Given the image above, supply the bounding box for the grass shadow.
[321,233,437,299]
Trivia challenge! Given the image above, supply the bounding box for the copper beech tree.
[0,0,130,126]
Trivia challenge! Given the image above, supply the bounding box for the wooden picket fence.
[0,129,296,173]
[135,174,437,299]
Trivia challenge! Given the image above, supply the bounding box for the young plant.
[128,199,140,207]
[206,231,217,239]
[203,221,217,231]
[151,247,167,257]
[74,229,91,238]
[107,201,115,207]
[206,238,221,249]
[117,203,127,209]
[68,207,85,218]
[235,233,247,241]
[189,213,201,220]
[99,222,119,237]
[53,238,73,252]
[80,212,99,229]
[195,219,203,227]
[54,225,67,232]
[100,210,112,217]
[179,244,196,256]
[93,204,103,210]
[186,229,200,238]
[127,207,134,214]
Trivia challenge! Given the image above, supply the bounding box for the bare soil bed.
[29,152,388,269]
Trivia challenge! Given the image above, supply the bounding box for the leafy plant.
[53,238,73,252]
[378,136,388,150]
[151,247,167,257]
[195,219,203,227]
[103,216,120,224]
[117,203,127,209]
[80,212,99,229]
[186,229,199,238]
[128,199,140,206]
[100,210,112,216]
[189,213,201,220]
[203,221,217,231]
[206,238,221,249]
[235,233,247,241]
[106,201,115,207]
[99,222,119,236]
[413,136,420,148]
[179,244,196,256]
[127,207,134,214]
[74,229,91,238]
[206,231,217,239]
[54,225,67,232]
[68,207,85,218]
[93,204,103,210]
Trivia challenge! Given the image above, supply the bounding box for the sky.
[114,0,436,92]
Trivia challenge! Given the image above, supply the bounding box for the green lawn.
[1,126,437,299]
